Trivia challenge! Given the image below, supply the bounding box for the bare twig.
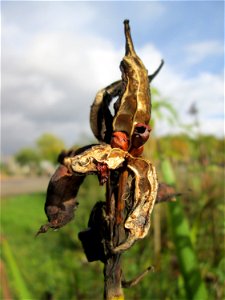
[122,266,154,288]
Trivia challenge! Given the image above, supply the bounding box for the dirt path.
[0,176,50,197]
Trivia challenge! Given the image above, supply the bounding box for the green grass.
[1,168,224,299]
[1,237,32,299]
[1,176,106,300]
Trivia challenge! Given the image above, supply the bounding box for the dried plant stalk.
[37,19,170,300]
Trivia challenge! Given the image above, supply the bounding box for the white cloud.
[1,3,224,155]
[1,113,38,153]
[185,40,224,65]
[1,21,123,154]
[153,66,224,136]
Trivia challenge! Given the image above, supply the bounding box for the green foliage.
[1,151,224,299]
[143,132,224,300]
[1,177,105,300]
[36,133,65,164]
[1,238,32,299]
[14,133,66,172]
[0,161,12,176]
[147,134,224,166]
[161,159,208,300]
[15,147,40,166]
[151,87,179,127]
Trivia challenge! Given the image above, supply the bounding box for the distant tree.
[36,133,65,164]
[15,148,40,166]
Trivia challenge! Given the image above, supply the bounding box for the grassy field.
[1,177,107,300]
[1,160,224,299]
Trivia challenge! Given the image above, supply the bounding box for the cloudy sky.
[1,1,224,155]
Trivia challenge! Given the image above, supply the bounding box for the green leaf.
[161,159,208,300]
[1,238,33,299]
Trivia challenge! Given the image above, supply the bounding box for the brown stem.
[103,173,125,300]
[116,169,128,225]
[103,255,124,300]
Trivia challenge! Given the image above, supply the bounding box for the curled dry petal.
[64,144,127,175]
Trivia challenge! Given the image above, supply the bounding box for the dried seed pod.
[36,165,85,235]
[112,20,151,148]
[129,123,151,156]
[90,80,121,143]
[64,143,158,253]
[112,156,158,253]
[131,123,151,149]
[36,148,92,235]
[89,20,163,151]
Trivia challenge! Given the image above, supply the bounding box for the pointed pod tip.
[35,224,50,237]
[124,19,130,31]
[123,19,135,55]
[35,230,42,238]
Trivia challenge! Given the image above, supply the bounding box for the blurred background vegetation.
[1,89,224,299]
